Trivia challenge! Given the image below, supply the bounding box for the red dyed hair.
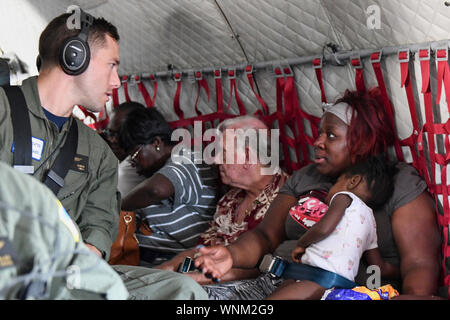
[334,88,395,164]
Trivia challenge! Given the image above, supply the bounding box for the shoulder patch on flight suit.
[57,200,80,243]
[0,237,17,270]
[70,154,88,173]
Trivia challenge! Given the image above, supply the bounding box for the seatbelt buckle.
[245,65,254,75]
[418,47,431,61]
[350,55,363,69]
[195,71,203,81]
[213,68,222,79]
[312,57,323,69]
[173,72,182,82]
[436,47,448,61]
[121,75,128,84]
[282,64,293,77]
[370,50,382,63]
[228,69,237,80]
[129,74,140,85]
[258,254,287,278]
[273,64,284,78]
[397,48,410,63]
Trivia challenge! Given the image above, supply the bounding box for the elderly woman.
[195,89,441,300]
[157,115,289,284]
[118,107,219,265]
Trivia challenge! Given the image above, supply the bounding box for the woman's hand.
[194,245,233,280]
[156,249,196,271]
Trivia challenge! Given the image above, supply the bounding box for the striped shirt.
[136,148,219,253]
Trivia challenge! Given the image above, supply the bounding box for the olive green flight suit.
[0,160,128,299]
[0,161,208,300]
[0,76,119,260]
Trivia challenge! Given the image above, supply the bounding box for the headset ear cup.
[36,55,42,72]
[59,37,90,75]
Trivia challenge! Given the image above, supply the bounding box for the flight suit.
[0,161,209,300]
[0,161,128,299]
[0,76,120,260]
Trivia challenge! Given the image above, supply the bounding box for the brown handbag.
[108,211,140,266]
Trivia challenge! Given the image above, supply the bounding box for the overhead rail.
[128,38,450,80]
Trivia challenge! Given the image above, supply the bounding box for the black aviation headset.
[58,8,94,75]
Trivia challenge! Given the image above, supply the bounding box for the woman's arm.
[121,173,174,210]
[195,194,298,278]
[229,193,298,268]
[364,247,400,279]
[391,191,441,297]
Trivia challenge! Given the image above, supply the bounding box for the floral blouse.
[198,170,289,246]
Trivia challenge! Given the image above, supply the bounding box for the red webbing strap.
[434,47,450,294]
[312,57,327,104]
[418,121,450,294]
[194,71,210,116]
[136,75,157,108]
[214,69,224,114]
[149,74,158,107]
[398,49,423,175]
[121,75,131,102]
[351,56,366,92]
[173,72,184,119]
[226,69,246,115]
[419,48,437,185]
[370,51,404,162]
[77,105,97,122]
[436,48,450,111]
[78,105,108,131]
[273,66,294,173]
[245,65,269,116]
[112,87,119,107]
[284,66,309,167]
[135,75,151,107]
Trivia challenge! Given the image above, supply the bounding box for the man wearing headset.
[0,10,121,260]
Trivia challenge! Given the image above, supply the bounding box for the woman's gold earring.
[156,146,160,151]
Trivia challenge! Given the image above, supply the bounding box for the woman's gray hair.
[216,115,273,166]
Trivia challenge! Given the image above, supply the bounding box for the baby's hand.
[291,246,306,263]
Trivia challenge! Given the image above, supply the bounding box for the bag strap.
[2,85,79,195]
[2,86,34,174]
[43,119,78,195]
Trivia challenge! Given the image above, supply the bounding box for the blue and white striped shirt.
[136,148,219,252]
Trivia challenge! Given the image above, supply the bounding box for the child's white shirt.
[300,191,378,281]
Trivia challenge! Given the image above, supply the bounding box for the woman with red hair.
[196,89,442,300]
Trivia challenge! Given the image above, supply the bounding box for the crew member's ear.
[346,175,362,190]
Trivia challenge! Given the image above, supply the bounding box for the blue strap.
[282,262,357,289]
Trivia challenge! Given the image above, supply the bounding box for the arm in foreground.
[194,194,298,279]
